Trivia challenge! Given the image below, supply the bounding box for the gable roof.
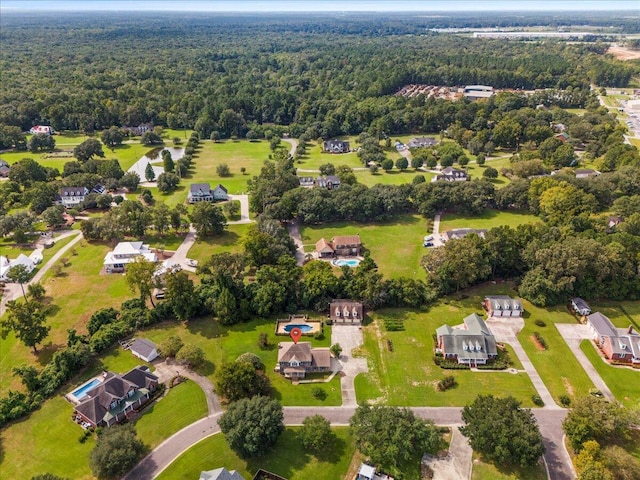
[60,187,89,197]
[571,297,590,312]
[199,468,245,480]
[190,183,212,195]
[214,184,228,193]
[436,313,497,360]
[332,235,361,246]
[315,238,334,253]
[587,312,618,338]
[485,295,523,312]
[130,339,157,359]
[278,342,313,364]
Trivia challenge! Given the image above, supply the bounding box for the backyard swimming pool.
[71,378,102,401]
[332,259,361,267]
[283,324,315,333]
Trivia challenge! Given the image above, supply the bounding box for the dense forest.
[0,13,637,139]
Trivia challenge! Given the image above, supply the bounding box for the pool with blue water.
[71,378,102,400]
[283,324,314,333]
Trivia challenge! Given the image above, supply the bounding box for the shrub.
[312,387,327,400]
[313,330,324,340]
[531,394,544,406]
[559,395,571,407]
[437,375,457,391]
[236,352,264,370]
[158,336,183,358]
[533,332,548,350]
[257,332,270,350]
[534,319,546,327]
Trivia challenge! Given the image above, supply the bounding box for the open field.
[354,169,435,187]
[141,316,341,406]
[439,210,542,232]
[579,340,640,409]
[471,455,547,480]
[157,427,356,480]
[187,223,251,264]
[300,214,429,279]
[608,45,640,61]
[356,305,539,407]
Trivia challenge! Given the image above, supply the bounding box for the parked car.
[423,242,434,247]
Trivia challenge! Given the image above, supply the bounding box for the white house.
[103,241,157,273]
[130,338,159,362]
[212,184,228,201]
[29,125,55,135]
[57,187,90,208]
[0,254,37,282]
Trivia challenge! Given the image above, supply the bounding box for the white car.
[186,259,198,267]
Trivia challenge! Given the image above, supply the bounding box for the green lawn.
[354,169,435,187]
[157,427,356,480]
[187,223,252,265]
[300,214,429,279]
[136,379,208,448]
[471,455,547,480]
[579,340,640,409]
[142,317,341,406]
[439,210,541,232]
[356,305,539,407]
[295,139,363,171]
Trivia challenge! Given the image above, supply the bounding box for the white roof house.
[103,241,157,273]
[0,254,37,282]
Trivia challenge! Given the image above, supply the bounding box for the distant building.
[187,183,228,203]
[315,235,361,257]
[298,176,315,187]
[130,338,159,362]
[570,298,591,317]
[57,187,90,208]
[29,125,55,135]
[199,468,245,480]
[329,300,364,324]
[484,295,524,318]
[432,166,469,182]
[407,137,438,149]
[574,169,600,179]
[103,241,157,273]
[435,313,498,366]
[357,463,395,480]
[315,175,341,189]
[586,312,640,364]
[0,160,9,178]
[463,85,494,100]
[607,216,623,230]
[440,228,486,243]
[0,253,38,282]
[322,139,350,153]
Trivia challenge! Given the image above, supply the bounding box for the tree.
[1,299,50,354]
[73,139,105,162]
[411,157,423,170]
[162,150,174,173]
[189,202,227,237]
[124,257,159,307]
[381,158,394,171]
[300,415,332,452]
[319,163,336,176]
[562,396,635,451]
[175,344,205,368]
[7,264,32,299]
[119,171,140,191]
[158,335,183,357]
[460,395,545,467]
[483,166,498,178]
[28,133,55,152]
[330,343,342,358]
[350,405,441,476]
[218,396,284,458]
[395,157,408,171]
[100,126,124,148]
[240,167,246,175]
[476,154,486,166]
[27,282,46,302]
[89,424,144,479]
[214,360,271,402]
[140,131,163,145]
[13,364,41,392]
[165,270,199,321]
[144,162,155,182]
[210,131,221,142]
[246,130,259,141]
[42,205,66,229]
[216,163,231,177]
[156,172,180,193]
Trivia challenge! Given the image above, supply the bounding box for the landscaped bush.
[438,359,471,370]
[559,395,571,407]
[257,332,270,350]
[437,375,457,391]
[236,352,264,370]
[386,339,394,352]
[533,331,548,350]
[313,330,325,340]
[312,387,327,400]
[384,319,404,331]
[534,319,546,327]
[531,394,544,406]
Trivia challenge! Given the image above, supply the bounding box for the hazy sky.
[2,0,639,12]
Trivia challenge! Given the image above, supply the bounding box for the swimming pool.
[332,259,361,267]
[71,378,102,400]
[283,324,314,333]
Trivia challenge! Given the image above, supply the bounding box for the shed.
[130,338,159,362]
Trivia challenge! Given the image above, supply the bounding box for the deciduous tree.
[1,299,50,353]
[89,424,144,479]
[189,202,227,237]
[214,360,270,402]
[300,415,332,452]
[73,138,105,162]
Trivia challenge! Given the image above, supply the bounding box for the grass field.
[135,379,208,448]
[354,169,435,187]
[579,340,640,409]
[356,304,539,407]
[187,223,251,265]
[141,316,341,406]
[157,427,356,480]
[439,210,542,232]
[300,214,429,279]
[471,455,547,480]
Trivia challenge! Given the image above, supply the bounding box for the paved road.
[487,318,559,409]
[167,225,197,273]
[286,220,306,266]
[555,323,614,401]
[227,194,253,224]
[282,138,298,157]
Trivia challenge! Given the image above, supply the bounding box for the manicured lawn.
[580,340,640,409]
[136,379,208,448]
[295,139,363,171]
[357,305,539,407]
[300,214,429,279]
[187,223,252,264]
[589,301,640,330]
[142,316,341,406]
[439,210,541,232]
[471,455,547,480]
[157,427,356,480]
[354,169,435,187]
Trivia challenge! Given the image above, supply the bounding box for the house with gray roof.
[276,342,331,380]
[58,186,90,208]
[199,467,245,480]
[130,338,159,362]
[322,139,350,153]
[435,313,498,365]
[570,298,591,317]
[586,312,640,364]
[432,166,469,183]
[440,228,487,243]
[484,295,524,318]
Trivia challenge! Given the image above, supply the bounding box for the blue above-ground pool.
[332,259,361,267]
[283,324,314,333]
[71,378,102,400]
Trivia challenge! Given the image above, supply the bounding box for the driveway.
[555,323,615,401]
[286,220,305,266]
[331,324,368,407]
[422,428,472,480]
[227,194,253,224]
[486,317,559,409]
[167,225,197,273]
[282,138,298,157]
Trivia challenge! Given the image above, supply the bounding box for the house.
[212,184,229,201]
[315,235,361,257]
[463,85,494,100]
[188,183,214,203]
[103,241,158,273]
[275,342,331,379]
[29,125,54,135]
[0,253,37,282]
[298,176,315,187]
[555,132,570,143]
[322,139,350,153]
[571,298,591,317]
[329,300,364,324]
[575,168,600,179]
[432,166,469,182]
[57,187,90,208]
[130,338,159,362]
[199,467,245,480]
[407,137,438,149]
[123,124,153,136]
[440,228,487,242]
[315,175,341,189]
[435,313,498,365]
[92,184,106,195]
[73,366,159,428]
[607,216,623,229]
[356,463,395,480]
[586,312,640,364]
[251,469,288,480]
[484,295,524,318]
[0,160,9,178]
